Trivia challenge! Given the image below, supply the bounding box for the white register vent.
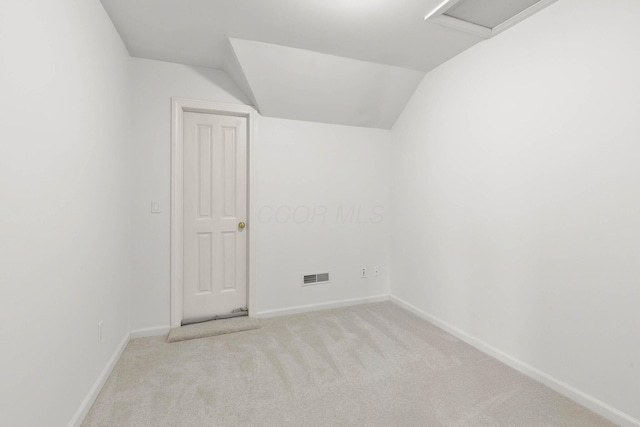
[302,273,330,286]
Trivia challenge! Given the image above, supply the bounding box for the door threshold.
[182,307,248,326]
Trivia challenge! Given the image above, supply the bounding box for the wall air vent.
[302,273,330,286]
[424,0,558,39]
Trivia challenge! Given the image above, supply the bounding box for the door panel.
[183,112,247,324]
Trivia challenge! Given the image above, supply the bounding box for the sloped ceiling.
[99,0,487,128]
[228,39,424,129]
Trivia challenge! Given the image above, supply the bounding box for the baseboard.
[390,295,640,427]
[130,325,171,339]
[257,294,389,319]
[67,331,130,427]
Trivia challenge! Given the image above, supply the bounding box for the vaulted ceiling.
[99,0,550,128]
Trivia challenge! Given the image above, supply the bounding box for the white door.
[182,111,248,324]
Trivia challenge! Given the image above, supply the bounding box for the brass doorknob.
[238,222,246,230]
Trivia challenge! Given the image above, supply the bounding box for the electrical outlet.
[98,321,103,342]
[374,266,380,276]
[361,267,367,278]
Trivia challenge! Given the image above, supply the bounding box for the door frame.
[170,98,256,328]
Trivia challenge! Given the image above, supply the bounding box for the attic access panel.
[425,0,558,39]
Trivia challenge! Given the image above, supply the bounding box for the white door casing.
[171,99,256,328]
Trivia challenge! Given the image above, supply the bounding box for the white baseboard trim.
[67,331,130,427]
[390,295,640,427]
[257,294,389,319]
[130,325,171,339]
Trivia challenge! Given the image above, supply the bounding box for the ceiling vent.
[425,0,558,38]
[302,273,330,286]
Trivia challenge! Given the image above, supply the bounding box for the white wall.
[391,0,640,424]
[130,58,390,328]
[255,117,390,315]
[0,1,132,426]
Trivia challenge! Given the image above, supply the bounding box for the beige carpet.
[167,316,261,343]
[82,302,614,427]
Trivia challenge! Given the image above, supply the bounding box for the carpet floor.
[82,302,614,427]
